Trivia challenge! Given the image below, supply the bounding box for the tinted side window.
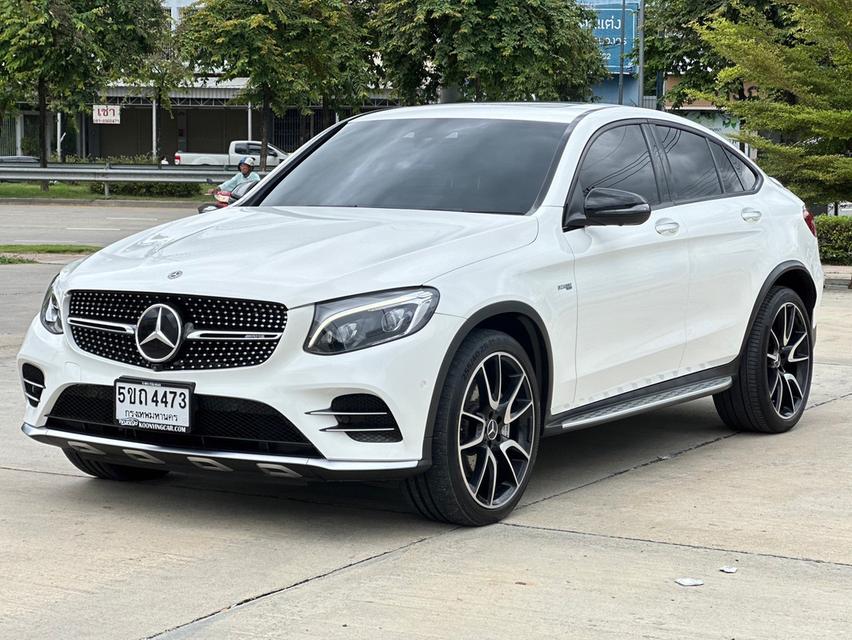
[710,143,744,193]
[655,126,722,200]
[233,143,248,155]
[573,125,659,209]
[726,149,758,190]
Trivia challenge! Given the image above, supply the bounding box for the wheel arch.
[741,261,818,356]
[421,302,554,464]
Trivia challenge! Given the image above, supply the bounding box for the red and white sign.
[93,104,121,125]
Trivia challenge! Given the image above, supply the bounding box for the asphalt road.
[0,202,194,246]
[1,204,850,639]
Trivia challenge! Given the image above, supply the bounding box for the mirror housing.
[228,179,259,204]
[571,187,652,227]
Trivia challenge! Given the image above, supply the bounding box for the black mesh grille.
[21,363,45,407]
[47,384,321,457]
[331,394,402,443]
[68,290,287,370]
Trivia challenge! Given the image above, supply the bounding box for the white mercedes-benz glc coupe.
[18,104,823,525]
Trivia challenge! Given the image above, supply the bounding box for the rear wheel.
[406,330,540,525]
[64,450,170,481]
[714,286,813,433]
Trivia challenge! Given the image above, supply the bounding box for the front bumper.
[18,304,465,479]
[21,423,428,480]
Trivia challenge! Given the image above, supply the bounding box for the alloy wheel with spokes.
[406,329,540,525]
[766,302,810,419]
[457,351,536,509]
[713,286,813,434]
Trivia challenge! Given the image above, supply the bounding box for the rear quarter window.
[655,125,722,200]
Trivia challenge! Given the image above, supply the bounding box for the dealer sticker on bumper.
[114,378,192,433]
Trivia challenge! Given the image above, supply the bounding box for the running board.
[550,376,733,432]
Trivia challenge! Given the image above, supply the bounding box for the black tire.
[406,329,541,526]
[714,286,813,433]
[64,449,170,481]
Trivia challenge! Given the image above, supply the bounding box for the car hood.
[66,206,538,308]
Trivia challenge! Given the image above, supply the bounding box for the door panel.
[563,122,688,408]
[680,193,770,370]
[566,213,689,406]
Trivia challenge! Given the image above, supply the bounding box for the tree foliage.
[0,0,166,166]
[644,0,790,107]
[374,0,606,104]
[180,0,373,168]
[696,0,852,202]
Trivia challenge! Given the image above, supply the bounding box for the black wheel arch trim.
[740,260,818,355]
[420,302,554,464]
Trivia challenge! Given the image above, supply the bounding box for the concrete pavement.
[0,222,850,637]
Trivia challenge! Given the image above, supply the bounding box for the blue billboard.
[586,2,639,74]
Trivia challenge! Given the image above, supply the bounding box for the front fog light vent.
[21,363,45,407]
[315,394,403,443]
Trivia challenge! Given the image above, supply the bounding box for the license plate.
[114,378,193,433]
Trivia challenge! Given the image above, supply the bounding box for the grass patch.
[0,255,36,264]
[0,182,207,201]
[0,244,100,254]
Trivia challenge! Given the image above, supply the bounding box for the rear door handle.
[741,207,763,222]
[655,219,680,236]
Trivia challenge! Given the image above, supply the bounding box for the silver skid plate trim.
[22,423,419,473]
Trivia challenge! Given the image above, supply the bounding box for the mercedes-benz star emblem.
[135,304,183,363]
[486,419,499,441]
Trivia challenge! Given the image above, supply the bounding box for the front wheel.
[714,286,813,433]
[406,330,540,525]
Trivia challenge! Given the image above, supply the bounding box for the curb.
[0,198,201,209]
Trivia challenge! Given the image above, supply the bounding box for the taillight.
[174,153,181,165]
[803,207,817,237]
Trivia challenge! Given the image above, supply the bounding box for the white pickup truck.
[174,140,288,166]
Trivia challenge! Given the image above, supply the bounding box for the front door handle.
[741,207,763,222]
[655,219,680,236]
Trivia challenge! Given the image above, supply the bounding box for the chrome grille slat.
[68,290,287,371]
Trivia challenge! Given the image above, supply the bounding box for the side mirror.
[582,187,651,226]
[228,180,259,204]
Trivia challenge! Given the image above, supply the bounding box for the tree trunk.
[37,76,48,191]
[321,96,332,132]
[259,89,270,171]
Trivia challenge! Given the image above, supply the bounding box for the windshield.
[258,118,569,215]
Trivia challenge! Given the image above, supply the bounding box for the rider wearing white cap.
[218,156,260,191]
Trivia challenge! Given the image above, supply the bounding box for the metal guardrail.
[0,165,268,184]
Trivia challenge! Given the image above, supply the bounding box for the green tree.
[129,19,193,160]
[644,0,790,107]
[0,0,166,171]
[696,0,851,203]
[180,0,372,169]
[374,0,606,104]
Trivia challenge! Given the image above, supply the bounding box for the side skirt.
[543,363,737,437]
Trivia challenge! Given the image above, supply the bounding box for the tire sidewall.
[751,288,813,431]
[437,331,541,524]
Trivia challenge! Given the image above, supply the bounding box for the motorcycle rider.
[213,156,260,193]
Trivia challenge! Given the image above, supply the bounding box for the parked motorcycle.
[197,178,259,214]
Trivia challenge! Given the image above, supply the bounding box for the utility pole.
[617,0,626,104]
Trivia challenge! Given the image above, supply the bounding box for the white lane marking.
[65,227,121,231]
[106,217,159,221]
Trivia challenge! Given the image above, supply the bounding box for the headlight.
[305,288,439,354]
[40,275,63,334]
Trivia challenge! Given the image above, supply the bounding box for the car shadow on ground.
[51,398,734,531]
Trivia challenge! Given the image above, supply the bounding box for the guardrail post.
[104,162,110,198]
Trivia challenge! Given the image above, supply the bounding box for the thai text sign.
[93,104,121,125]
[586,3,639,73]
